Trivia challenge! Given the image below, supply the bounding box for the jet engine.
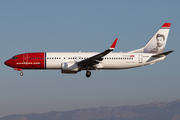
[61,62,79,73]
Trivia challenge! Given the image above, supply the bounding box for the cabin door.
[138,54,143,63]
[23,54,28,63]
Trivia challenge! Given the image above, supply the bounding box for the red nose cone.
[4,60,11,66]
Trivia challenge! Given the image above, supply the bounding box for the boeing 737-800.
[4,23,173,77]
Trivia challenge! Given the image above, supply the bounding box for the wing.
[78,38,118,67]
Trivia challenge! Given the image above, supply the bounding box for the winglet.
[109,38,118,50]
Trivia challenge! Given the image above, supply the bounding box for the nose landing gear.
[14,68,23,76]
[20,71,24,76]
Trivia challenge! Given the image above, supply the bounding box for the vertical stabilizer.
[128,23,171,54]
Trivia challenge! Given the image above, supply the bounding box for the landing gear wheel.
[86,71,91,78]
[20,72,23,76]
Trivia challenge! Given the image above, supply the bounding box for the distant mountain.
[1,99,180,120]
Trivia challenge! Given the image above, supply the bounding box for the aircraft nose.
[4,60,11,66]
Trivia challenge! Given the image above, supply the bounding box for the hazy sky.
[0,0,180,118]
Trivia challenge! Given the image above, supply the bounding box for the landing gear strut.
[86,70,91,78]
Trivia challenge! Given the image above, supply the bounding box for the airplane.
[4,23,174,78]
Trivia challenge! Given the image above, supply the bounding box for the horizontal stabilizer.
[152,50,174,57]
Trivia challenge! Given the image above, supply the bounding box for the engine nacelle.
[61,62,79,74]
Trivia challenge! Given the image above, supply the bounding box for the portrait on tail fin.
[149,33,165,53]
[144,32,167,54]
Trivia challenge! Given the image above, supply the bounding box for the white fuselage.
[45,52,165,70]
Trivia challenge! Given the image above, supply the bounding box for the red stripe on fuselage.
[8,52,45,69]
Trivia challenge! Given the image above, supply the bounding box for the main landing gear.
[86,70,91,78]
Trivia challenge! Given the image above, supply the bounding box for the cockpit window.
[11,57,18,59]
